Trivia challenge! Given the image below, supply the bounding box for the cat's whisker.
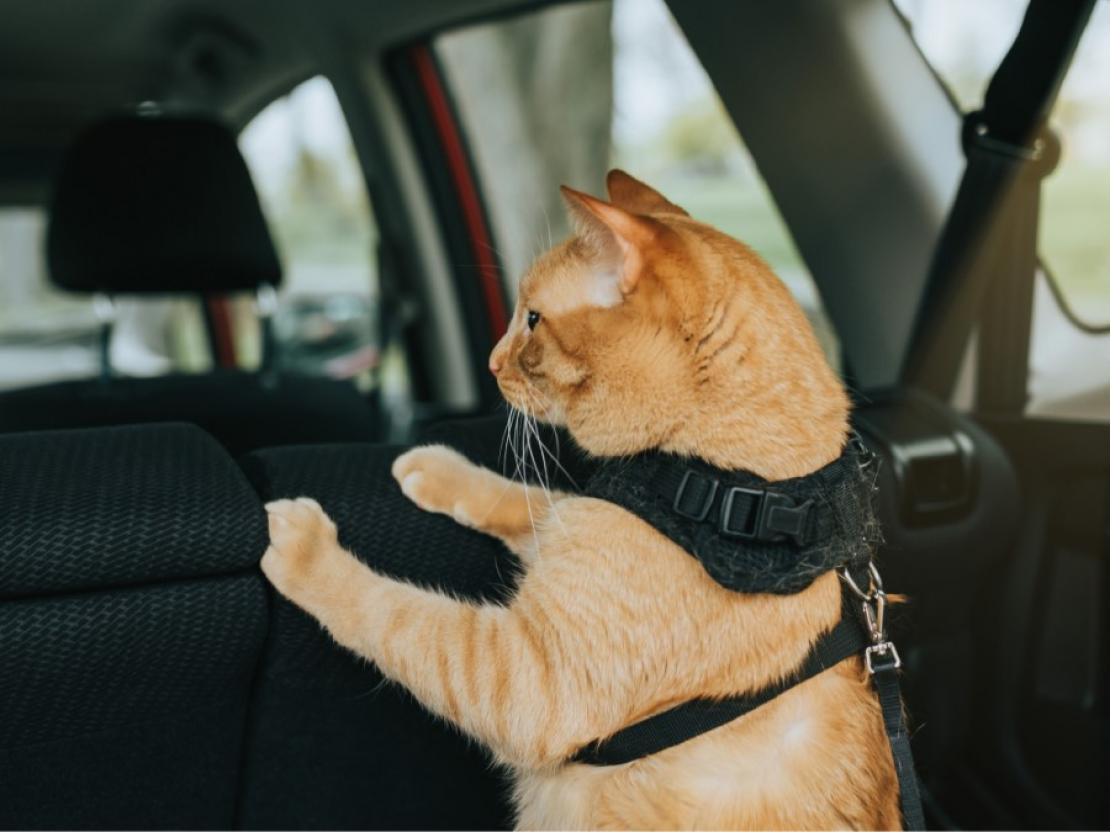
[498,402,514,477]
[507,405,529,488]
[519,383,579,490]
[507,407,525,484]
[524,397,554,493]
[517,392,569,535]
[521,404,561,539]
[475,238,508,260]
[525,408,552,496]
[502,407,513,477]
[509,404,542,554]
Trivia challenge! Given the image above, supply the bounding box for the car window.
[0,76,381,393]
[894,0,1110,327]
[895,0,1110,419]
[0,207,211,390]
[0,207,94,389]
[239,76,380,389]
[435,0,840,370]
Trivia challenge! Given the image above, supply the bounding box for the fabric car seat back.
[0,423,269,829]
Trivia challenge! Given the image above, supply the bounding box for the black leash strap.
[842,564,925,831]
[874,663,926,830]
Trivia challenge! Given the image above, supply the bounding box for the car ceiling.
[0,0,550,202]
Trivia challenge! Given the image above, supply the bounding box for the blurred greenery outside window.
[895,0,1110,327]
[436,0,840,369]
[239,75,381,391]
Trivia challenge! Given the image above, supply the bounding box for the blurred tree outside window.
[437,0,839,369]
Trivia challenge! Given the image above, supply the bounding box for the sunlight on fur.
[261,170,900,830]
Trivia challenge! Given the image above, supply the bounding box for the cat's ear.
[560,185,657,294]
[605,169,688,216]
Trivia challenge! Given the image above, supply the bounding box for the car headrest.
[47,115,281,294]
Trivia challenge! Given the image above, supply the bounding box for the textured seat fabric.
[0,422,267,596]
[0,419,523,830]
[0,423,269,829]
[0,405,1018,828]
[238,442,520,830]
[0,371,379,457]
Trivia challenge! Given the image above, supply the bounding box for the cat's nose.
[489,355,502,375]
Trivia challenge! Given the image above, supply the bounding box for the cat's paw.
[261,497,343,603]
[392,445,481,525]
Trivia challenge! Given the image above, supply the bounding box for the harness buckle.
[718,486,764,538]
[861,590,887,642]
[719,488,811,544]
[840,563,903,674]
[865,641,902,674]
[672,471,719,522]
[840,561,884,601]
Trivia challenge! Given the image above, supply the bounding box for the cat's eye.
[526,310,542,331]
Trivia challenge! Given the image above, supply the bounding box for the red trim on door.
[409,44,509,340]
[206,296,238,368]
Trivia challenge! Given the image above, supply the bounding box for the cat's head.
[490,170,847,474]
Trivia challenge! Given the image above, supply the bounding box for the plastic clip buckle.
[720,489,810,544]
[672,471,718,522]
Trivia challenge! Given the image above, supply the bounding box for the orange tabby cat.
[261,170,901,830]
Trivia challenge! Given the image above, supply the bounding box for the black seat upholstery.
[0,114,378,453]
[0,423,270,829]
[0,393,1019,829]
[238,443,517,830]
[0,422,517,830]
[0,370,378,458]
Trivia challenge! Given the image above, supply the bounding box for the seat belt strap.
[902,0,1094,402]
[972,142,1050,413]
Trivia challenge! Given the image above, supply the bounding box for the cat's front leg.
[260,497,368,642]
[261,497,599,769]
[392,444,559,560]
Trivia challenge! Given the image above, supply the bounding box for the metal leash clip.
[839,562,902,674]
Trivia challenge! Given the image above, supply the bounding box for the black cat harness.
[572,438,926,830]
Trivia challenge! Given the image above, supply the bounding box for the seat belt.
[901,0,1095,409]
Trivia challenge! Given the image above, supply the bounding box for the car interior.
[0,0,1106,829]
[0,114,380,455]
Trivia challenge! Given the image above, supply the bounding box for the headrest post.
[92,293,116,382]
[256,285,279,381]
